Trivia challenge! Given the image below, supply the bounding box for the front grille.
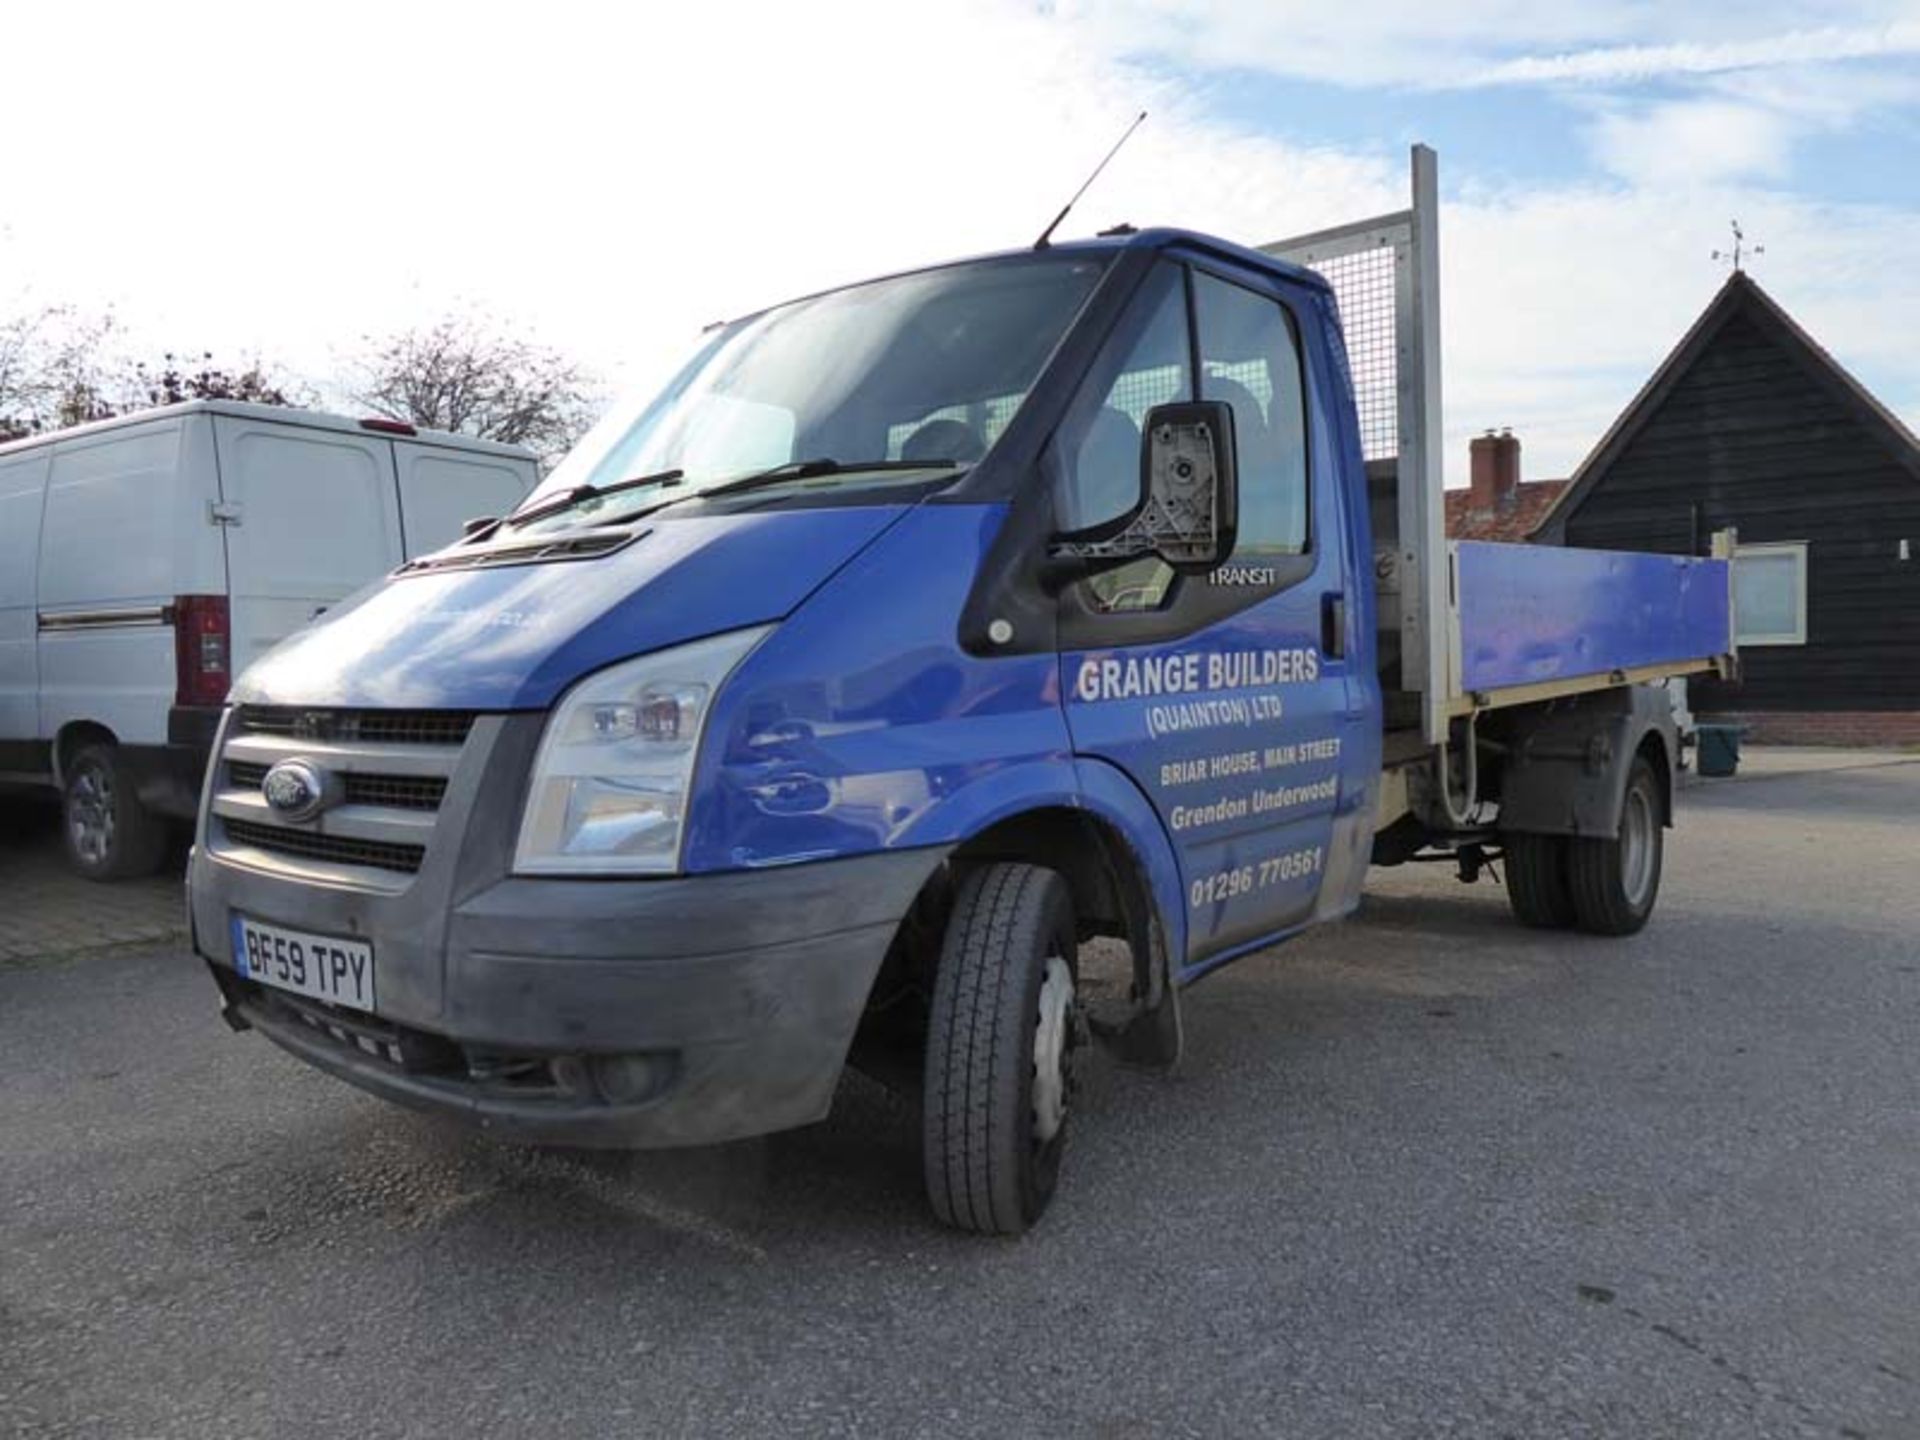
[342,773,448,810]
[212,707,481,882]
[222,817,426,874]
[235,707,475,747]
[226,761,447,812]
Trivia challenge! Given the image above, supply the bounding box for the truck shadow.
[234,896,1574,1264]
[203,864,1871,1279]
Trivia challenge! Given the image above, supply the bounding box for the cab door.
[1055,257,1355,972]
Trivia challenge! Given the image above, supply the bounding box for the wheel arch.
[1634,726,1675,827]
[949,805,1153,951]
[852,766,1189,1074]
[53,720,119,786]
[1493,685,1678,840]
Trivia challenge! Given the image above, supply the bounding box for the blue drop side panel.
[1455,542,1732,694]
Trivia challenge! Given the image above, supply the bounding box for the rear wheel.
[1568,755,1663,936]
[61,742,167,881]
[923,863,1080,1236]
[1504,832,1574,929]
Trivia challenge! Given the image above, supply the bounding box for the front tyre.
[1568,755,1664,936]
[923,864,1079,1236]
[61,742,167,881]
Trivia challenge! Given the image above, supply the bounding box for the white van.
[0,400,537,878]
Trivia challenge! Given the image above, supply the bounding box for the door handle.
[1321,591,1347,660]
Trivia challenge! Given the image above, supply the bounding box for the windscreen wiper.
[693,457,959,502]
[504,468,686,529]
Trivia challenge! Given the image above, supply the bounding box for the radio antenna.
[1034,111,1148,250]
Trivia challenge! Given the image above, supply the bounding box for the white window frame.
[1733,541,1808,647]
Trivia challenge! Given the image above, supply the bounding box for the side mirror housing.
[1136,401,1238,573]
[1047,400,1238,587]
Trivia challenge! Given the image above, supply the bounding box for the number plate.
[231,914,376,1013]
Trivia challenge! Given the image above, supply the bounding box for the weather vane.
[1713,220,1763,272]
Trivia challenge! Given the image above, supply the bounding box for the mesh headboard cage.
[1258,144,1450,742]
[1299,245,1399,462]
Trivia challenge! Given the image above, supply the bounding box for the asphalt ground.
[0,796,185,963]
[4,751,1917,1438]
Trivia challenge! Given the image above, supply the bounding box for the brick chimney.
[1468,429,1521,507]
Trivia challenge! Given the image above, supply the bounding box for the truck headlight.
[514,626,770,875]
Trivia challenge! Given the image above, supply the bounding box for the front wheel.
[61,742,167,881]
[1568,755,1664,936]
[923,864,1080,1236]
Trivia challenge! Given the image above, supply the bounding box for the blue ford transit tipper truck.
[188,148,1734,1233]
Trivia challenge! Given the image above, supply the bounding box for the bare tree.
[350,314,598,460]
[2,306,307,442]
[133,351,305,408]
[0,305,119,441]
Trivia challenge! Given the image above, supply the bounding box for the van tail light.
[173,594,231,707]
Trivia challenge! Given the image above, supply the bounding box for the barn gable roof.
[1532,271,1920,542]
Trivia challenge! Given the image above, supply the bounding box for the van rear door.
[35,415,225,750]
[0,445,52,765]
[392,441,535,557]
[212,415,403,676]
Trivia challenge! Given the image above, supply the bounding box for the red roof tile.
[1444,479,1569,542]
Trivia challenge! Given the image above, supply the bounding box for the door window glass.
[1193,272,1309,555]
[1053,263,1192,612]
[1055,263,1191,534]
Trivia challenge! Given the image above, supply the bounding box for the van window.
[1054,264,1191,533]
[1193,272,1309,554]
[1049,262,1192,614]
[524,253,1107,520]
[884,394,1023,461]
[395,450,535,556]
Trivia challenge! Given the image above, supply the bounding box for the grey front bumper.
[189,710,946,1147]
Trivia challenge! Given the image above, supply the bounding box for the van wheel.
[923,863,1080,1236]
[1504,832,1574,928]
[62,743,167,881]
[1568,756,1663,937]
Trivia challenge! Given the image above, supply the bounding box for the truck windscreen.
[519,252,1109,519]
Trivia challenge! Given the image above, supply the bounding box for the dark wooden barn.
[1532,271,1920,745]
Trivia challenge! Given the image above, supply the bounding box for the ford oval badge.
[262,759,327,822]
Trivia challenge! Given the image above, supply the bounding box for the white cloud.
[1587,98,1797,186]
[1461,20,1920,87]
[1054,0,1638,88]
[1053,0,1920,90]
[0,0,1397,400]
[1440,178,1920,481]
[0,0,1914,490]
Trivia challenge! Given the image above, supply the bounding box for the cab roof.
[717,227,1334,332]
[1047,225,1334,295]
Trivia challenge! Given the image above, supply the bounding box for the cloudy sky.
[4,0,1917,483]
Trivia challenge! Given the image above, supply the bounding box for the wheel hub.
[1621,783,1655,907]
[1031,955,1075,1144]
[69,767,114,864]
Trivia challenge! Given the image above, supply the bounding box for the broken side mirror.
[1047,400,1239,589]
